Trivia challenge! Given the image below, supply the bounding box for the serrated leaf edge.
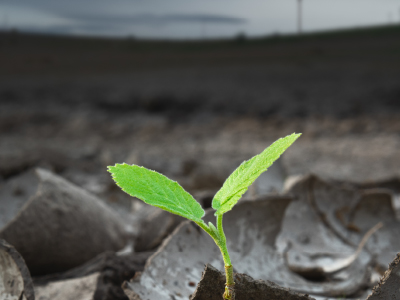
[108,163,205,223]
[212,133,301,215]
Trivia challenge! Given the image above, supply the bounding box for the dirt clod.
[190,264,316,300]
[366,253,400,300]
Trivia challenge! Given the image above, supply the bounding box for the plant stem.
[216,214,235,300]
[196,216,235,299]
[216,214,231,266]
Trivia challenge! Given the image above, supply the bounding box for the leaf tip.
[289,132,302,139]
[284,132,302,145]
[294,132,302,138]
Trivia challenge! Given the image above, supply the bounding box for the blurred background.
[1,0,400,205]
[3,3,400,299]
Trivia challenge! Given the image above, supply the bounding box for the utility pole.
[297,0,303,34]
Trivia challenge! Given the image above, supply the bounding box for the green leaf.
[108,163,205,223]
[212,133,301,215]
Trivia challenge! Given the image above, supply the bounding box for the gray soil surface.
[1,27,400,299]
[2,64,400,197]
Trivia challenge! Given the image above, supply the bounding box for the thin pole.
[297,0,303,34]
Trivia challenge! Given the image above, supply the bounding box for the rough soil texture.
[35,272,100,300]
[0,168,127,276]
[0,239,34,300]
[124,197,297,300]
[278,175,373,296]
[190,264,316,300]
[366,253,400,300]
[33,251,152,300]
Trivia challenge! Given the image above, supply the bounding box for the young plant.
[108,133,301,300]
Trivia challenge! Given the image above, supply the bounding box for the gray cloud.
[18,23,124,36]
[13,12,246,37]
[67,13,246,25]
[1,0,246,36]
[0,0,245,25]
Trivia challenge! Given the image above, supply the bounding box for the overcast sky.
[0,0,399,39]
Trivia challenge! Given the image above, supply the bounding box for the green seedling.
[108,133,301,299]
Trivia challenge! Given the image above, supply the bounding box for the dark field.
[2,25,400,187]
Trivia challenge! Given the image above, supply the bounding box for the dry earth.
[1,27,400,300]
